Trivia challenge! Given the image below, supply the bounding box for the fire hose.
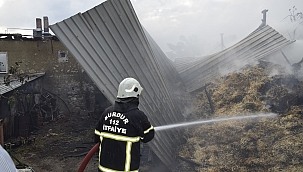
[78,142,100,172]
[78,113,276,171]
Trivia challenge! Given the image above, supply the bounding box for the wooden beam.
[0,119,4,147]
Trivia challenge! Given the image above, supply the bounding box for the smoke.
[295,70,303,80]
[182,105,194,117]
[268,68,281,77]
[272,16,303,41]
[218,51,260,77]
[216,40,303,80]
[265,40,303,77]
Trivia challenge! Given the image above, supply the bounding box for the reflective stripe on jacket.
[95,98,154,172]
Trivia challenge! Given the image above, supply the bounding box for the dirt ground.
[9,113,99,172]
[8,112,175,172]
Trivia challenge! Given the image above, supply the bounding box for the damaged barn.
[1,0,303,171]
[0,73,45,141]
[0,72,69,142]
[49,0,303,171]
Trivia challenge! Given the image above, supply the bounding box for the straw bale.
[179,61,303,171]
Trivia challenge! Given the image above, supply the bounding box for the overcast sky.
[0,0,302,57]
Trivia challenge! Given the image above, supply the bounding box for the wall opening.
[0,52,8,73]
[58,50,68,63]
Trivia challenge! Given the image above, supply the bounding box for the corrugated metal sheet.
[50,0,186,169]
[0,73,45,95]
[143,27,189,111]
[174,54,217,73]
[174,25,295,92]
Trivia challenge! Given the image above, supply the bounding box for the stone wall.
[0,38,110,116]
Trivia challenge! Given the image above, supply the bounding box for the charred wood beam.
[190,83,215,114]
[280,50,291,66]
[204,87,215,114]
[0,119,3,146]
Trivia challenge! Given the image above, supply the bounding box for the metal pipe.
[43,16,49,33]
[220,33,225,50]
[36,18,42,31]
[261,9,269,24]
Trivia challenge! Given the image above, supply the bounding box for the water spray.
[154,113,277,131]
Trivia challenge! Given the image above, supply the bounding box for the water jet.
[154,113,277,131]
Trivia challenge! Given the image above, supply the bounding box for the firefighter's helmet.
[117,78,143,98]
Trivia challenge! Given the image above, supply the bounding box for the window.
[0,52,8,73]
[58,50,68,63]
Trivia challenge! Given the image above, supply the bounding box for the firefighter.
[95,77,155,172]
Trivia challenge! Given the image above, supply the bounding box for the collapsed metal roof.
[0,73,45,95]
[174,25,295,92]
[48,0,295,168]
[50,0,187,169]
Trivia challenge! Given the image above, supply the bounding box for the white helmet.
[117,78,143,98]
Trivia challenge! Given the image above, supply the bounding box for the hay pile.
[179,61,303,171]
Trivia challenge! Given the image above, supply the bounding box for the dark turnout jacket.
[95,98,154,172]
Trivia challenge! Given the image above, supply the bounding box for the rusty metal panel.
[174,25,295,92]
[50,0,185,169]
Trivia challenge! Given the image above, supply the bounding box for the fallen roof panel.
[174,25,295,92]
[50,0,186,169]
